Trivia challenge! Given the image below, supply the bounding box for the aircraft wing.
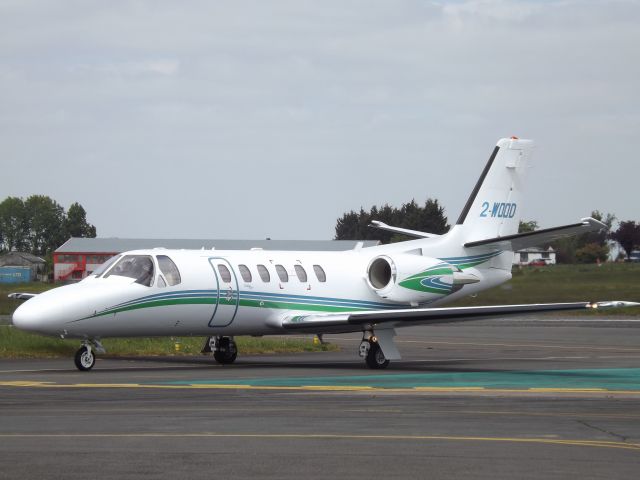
[280,301,639,333]
[464,217,606,250]
[8,293,38,301]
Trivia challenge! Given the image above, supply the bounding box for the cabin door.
[207,257,240,327]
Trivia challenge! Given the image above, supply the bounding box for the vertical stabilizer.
[456,137,534,244]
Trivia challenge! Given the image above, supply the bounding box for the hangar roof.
[0,252,46,266]
[55,237,380,254]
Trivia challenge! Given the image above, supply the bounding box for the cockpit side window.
[93,255,121,277]
[105,255,155,287]
[157,255,181,286]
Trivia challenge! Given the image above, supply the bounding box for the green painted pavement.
[160,368,640,391]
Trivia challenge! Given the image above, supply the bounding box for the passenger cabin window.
[294,265,307,282]
[275,264,288,282]
[313,265,326,282]
[105,255,155,287]
[157,255,181,286]
[217,264,232,283]
[93,255,121,277]
[257,264,270,282]
[238,264,252,282]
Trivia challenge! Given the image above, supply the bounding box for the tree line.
[335,200,640,263]
[0,196,96,257]
[335,199,450,244]
[521,211,640,263]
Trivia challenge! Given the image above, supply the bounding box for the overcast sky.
[1,0,638,240]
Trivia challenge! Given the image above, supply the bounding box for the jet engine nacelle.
[366,254,479,305]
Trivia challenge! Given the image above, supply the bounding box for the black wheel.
[365,341,389,369]
[213,339,237,365]
[74,346,95,371]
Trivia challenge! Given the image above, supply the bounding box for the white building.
[513,246,556,266]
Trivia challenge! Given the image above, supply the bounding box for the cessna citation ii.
[10,137,638,371]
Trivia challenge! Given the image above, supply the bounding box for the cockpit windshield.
[92,255,121,277]
[104,255,155,287]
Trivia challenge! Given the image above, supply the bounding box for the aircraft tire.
[213,339,238,365]
[74,346,96,371]
[213,350,237,364]
[365,341,389,369]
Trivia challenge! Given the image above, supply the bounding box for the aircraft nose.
[12,300,48,333]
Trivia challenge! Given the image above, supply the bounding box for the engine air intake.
[367,256,394,290]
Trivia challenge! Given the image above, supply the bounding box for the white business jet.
[10,138,638,371]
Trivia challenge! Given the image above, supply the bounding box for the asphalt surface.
[2,318,640,479]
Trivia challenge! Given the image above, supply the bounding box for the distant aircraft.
[10,138,638,370]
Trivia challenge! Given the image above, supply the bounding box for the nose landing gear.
[74,345,95,371]
[74,339,105,371]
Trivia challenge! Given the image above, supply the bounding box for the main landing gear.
[202,336,238,365]
[359,334,390,370]
[74,339,106,371]
[358,330,401,369]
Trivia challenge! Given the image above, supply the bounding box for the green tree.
[553,237,577,264]
[24,195,67,256]
[611,221,640,260]
[575,243,609,263]
[335,198,449,243]
[580,210,615,248]
[0,197,28,252]
[518,220,538,233]
[417,199,449,235]
[552,210,614,263]
[64,202,97,238]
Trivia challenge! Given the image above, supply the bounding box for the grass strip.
[0,326,336,359]
[450,263,640,316]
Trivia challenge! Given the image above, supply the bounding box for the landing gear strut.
[359,334,390,370]
[203,336,238,365]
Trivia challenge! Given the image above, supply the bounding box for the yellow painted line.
[4,403,640,419]
[72,383,143,388]
[2,381,640,395]
[0,432,638,451]
[0,381,55,387]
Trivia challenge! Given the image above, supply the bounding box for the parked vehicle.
[528,259,550,267]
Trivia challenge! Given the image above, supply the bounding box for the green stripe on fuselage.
[91,295,372,318]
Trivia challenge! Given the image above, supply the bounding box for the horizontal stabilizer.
[464,217,606,250]
[281,301,639,333]
[369,221,440,239]
[8,293,37,301]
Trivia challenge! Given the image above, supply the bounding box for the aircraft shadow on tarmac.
[81,354,538,375]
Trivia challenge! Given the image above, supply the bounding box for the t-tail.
[455,137,534,245]
[443,137,604,270]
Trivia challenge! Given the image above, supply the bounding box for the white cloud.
[0,1,639,238]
